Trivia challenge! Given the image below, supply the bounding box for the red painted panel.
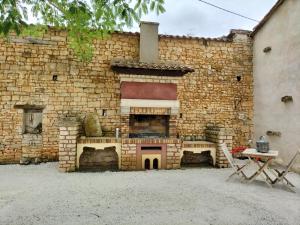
[121,82,177,100]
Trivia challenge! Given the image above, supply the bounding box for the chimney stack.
[139,21,159,63]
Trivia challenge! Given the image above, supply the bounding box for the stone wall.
[121,142,137,170]
[0,29,253,164]
[58,121,80,172]
[166,142,181,169]
[205,126,233,168]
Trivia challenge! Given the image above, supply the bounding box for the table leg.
[253,160,274,185]
[246,158,273,188]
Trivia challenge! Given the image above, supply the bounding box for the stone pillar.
[166,142,181,169]
[120,115,130,138]
[205,126,233,168]
[58,121,80,172]
[120,141,137,170]
[169,115,177,138]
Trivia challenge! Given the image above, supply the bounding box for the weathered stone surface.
[58,124,79,172]
[84,113,103,137]
[205,126,233,168]
[181,151,213,166]
[34,157,42,164]
[79,146,118,171]
[19,157,31,165]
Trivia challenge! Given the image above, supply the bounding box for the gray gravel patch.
[0,163,300,225]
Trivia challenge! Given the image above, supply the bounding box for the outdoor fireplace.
[129,114,169,138]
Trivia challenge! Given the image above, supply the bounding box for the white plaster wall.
[253,0,300,169]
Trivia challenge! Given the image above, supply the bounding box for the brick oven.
[61,22,199,172]
[62,21,235,172]
[112,22,194,170]
[119,81,182,170]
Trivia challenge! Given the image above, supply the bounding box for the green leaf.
[0,0,166,61]
[150,1,155,11]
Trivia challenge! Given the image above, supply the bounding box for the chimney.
[139,21,159,63]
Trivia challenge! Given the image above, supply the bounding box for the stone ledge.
[182,141,216,148]
[78,137,121,144]
[122,138,181,144]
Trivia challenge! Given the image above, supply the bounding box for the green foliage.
[21,24,47,37]
[0,0,165,61]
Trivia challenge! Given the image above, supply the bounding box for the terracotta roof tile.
[111,59,194,72]
[111,59,194,76]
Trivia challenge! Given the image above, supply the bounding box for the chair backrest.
[220,142,235,168]
[285,150,300,172]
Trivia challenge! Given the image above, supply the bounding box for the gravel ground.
[0,163,300,225]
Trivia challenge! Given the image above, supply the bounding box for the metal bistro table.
[242,148,279,187]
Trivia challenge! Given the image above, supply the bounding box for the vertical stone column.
[166,140,181,169]
[205,126,233,168]
[120,115,130,138]
[58,121,80,172]
[120,141,137,170]
[169,115,177,138]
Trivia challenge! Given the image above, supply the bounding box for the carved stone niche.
[14,104,45,134]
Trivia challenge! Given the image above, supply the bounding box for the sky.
[128,0,278,37]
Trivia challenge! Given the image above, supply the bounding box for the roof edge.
[251,0,285,37]
[113,29,252,42]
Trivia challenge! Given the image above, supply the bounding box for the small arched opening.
[153,158,159,169]
[144,158,150,170]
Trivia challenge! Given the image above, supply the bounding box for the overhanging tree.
[0,0,165,60]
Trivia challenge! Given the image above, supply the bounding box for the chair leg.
[279,179,296,193]
[284,177,295,187]
[273,169,295,187]
[277,176,295,187]
[262,170,274,184]
[226,161,251,182]
[286,184,296,193]
[226,171,238,181]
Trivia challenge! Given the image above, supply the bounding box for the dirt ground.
[1,163,300,225]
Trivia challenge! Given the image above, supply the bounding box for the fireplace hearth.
[129,114,169,138]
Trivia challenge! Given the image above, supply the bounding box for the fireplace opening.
[145,159,150,169]
[153,158,159,169]
[129,114,169,138]
[79,146,118,171]
[181,151,213,167]
[141,146,162,151]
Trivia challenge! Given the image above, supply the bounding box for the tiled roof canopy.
[111,59,194,76]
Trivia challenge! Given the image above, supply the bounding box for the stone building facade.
[0,22,253,170]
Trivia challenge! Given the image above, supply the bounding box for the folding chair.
[270,150,300,192]
[221,143,251,181]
